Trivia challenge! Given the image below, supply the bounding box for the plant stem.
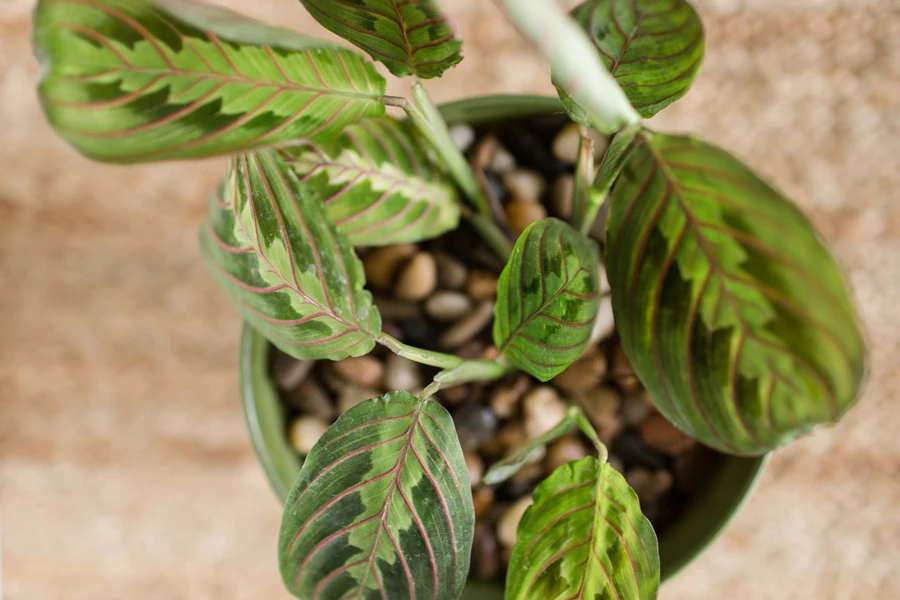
[572,406,609,463]
[376,333,463,369]
[434,358,511,387]
[578,125,640,236]
[495,0,641,134]
[571,126,595,233]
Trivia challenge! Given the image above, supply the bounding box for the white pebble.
[289,416,330,455]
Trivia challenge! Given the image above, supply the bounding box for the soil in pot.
[269,114,725,585]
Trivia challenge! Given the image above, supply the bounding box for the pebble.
[481,422,526,458]
[497,497,533,548]
[552,122,609,164]
[590,295,616,344]
[608,455,625,474]
[551,174,574,219]
[505,201,547,235]
[383,354,422,393]
[466,270,498,299]
[488,375,529,418]
[434,251,468,290]
[372,297,421,321]
[439,300,494,350]
[395,252,437,301]
[363,244,416,291]
[598,263,611,295]
[545,436,590,471]
[471,522,501,580]
[448,123,475,151]
[439,384,472,406]
[610,344,641,392]
[289,416,330,455]
[425,291,472,321]
[504,462,545,498]
[272,353,313,391]
[621,391,655,427]
[626,467,674,502]
[465,452,484,487]
[613,432,668,470]
[472,487,495,518]
[502,169,545,204]
[640,413,695,456]
[454,404,498,451]
[284,378,335,420]
[577,384,619,426]
[337,384,380,414]
[552,352,608,394]
[523,386,568,439]
[333,356,383,388]
[490,143,517,173]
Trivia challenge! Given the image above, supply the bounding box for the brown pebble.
[545,436,589,471]
[439,301,494,350]
[424,291,472,321]
[466,270,498,299]
[626,467,674,502]
[471,522,501,580]
[608,455,625,474]
[434,252,468,290]
[621,390,655,427]
[489,375,529,418]
[482,422,526,458]
[289,416,330,455]
[465,452,484,487]
[551,174,575,219]
[610,344,641,392]
[552,351,607,394]
[395,252,437,301]
[505,201,548,235]
[383,354,422,393]
[472,487,496,518]
[641,413,696,456]
[523,386,568,439]
[283,377,335,420]
[333,356,383,388]
[363,244,416,291]
[439,385,472,406]
[576,386,622,444]
[272,353,313,391]
[336,384,380,414]
[502,169,546,204]
[497,497,533,548]
[372,296,421,321]
[457,340,488,360]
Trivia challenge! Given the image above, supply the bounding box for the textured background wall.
[1,0,898,598]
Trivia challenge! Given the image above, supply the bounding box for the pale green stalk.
[495,0,641,134]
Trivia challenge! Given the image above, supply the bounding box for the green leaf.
[280,116,460,246]
[483,409,577,485]
[33,0,386,163]
[568,0,704,119]
[606,131,867,455]
[200,149,381,360]
[494,218,602,382]
[296,0,463,79]
[279,391,475,600]
[507,457,659,600]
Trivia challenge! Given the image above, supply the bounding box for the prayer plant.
[33,0,867,598]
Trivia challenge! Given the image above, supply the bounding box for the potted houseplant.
[32,0,867,598]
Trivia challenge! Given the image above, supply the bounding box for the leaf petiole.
[578,125,639,236]
[573,407,608,464]
[571,125,596,233]
[376,333,463,369]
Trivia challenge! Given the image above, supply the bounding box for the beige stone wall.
[2,0,898,598]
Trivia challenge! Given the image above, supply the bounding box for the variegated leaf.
[507,458,659,600]
[281,116,459,246]
[297,0,463,79]
[34,0,386,162]
[200,149,381,360]
[606,131,866,455]
[569,0,704,118]
[279,392,474,600]
[494,219,602,382]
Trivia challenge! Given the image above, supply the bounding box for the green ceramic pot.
[238,95,766,598]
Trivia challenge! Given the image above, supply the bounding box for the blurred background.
[1,0,898,598]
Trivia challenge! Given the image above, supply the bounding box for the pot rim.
[237,93,767,592]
